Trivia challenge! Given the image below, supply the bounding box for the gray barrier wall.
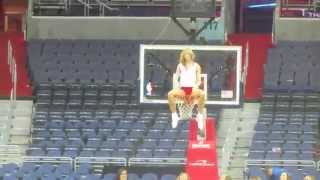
[275,7,320,41]
[28,17,194,40]
[27,16,228,41]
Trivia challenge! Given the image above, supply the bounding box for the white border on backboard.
[139,44,242,105]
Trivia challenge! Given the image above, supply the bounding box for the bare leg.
[191,88,206,113]
[191,88,206,133]
[168,88,185,128]
[168,89,185,113]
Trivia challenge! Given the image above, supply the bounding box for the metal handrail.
[280,0,317,17]
[95,0,119,11]
[7,40,17,107]
[242,41,249,88]
[128,157,186,166]
[220,111,238,174]
[76,0,92,9]
[75,157,127,170]
[245,159,316,167]
[6,40,17,144]
[23,156,73,168]
[281,0,314,7]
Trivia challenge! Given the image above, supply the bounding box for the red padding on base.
[186,118,219,180]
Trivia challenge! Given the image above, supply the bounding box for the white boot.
[196,112,204,131]
[171,112,180,128]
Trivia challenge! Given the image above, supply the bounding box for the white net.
[176,100,195,120]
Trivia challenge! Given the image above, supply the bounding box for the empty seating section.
[28,39,226,93]
[30,105,194,158]
[249,92,319,161]
[35,83,138,109]
[30,82,220,159]
[246,41,320,179]
[28,39,140,84]
[264,41,320,91]
[0,162,178,180]
[27,39,221,162]
[246,92,320,178]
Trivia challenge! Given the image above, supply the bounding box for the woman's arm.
[195,63,202,88]
[175,64,181,88]
[176,63,181,75]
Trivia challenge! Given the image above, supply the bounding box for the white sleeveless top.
[179,63,197,87]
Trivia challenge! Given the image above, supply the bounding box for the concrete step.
[229,158,246,168]
[235,138,251,148]
[10,116,31,136]
[0,100,33,116]
[217,137,226,147]
[0,100,33,140]
[0,115,9,122]
[225,168,244,180]
[218,103,260,176]
[0,123,10,144]
[9,135,30,146]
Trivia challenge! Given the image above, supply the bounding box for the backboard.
[139,44,242,105]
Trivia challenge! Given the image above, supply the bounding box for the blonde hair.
[176,172,190,180]
[280,172,291,180]
[304,175,316,180]
[179,48,195,66]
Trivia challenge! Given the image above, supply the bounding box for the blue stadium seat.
[141,173,158,180]
[141,139,157,149]
[248,152,265,159]
[128,173,140,180]
[136,148,153,158]
[154,149,170,158]
[160,174,176,180]
[247,166,267,179]
[76,163,92,175]
[102,173,117,180]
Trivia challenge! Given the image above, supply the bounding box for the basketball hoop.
[177,98,207,142]
[176,99,195,120]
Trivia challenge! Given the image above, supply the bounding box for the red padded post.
[186,117,219,180]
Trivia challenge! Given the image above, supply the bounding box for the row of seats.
[264,42,320,91]
[35,83,139,108]
[27,39,141,84]
[28,39,228,92]
[0,163,177,180]
[264,68,320,91]
[30,109,191,158]
[27,146,187,158]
